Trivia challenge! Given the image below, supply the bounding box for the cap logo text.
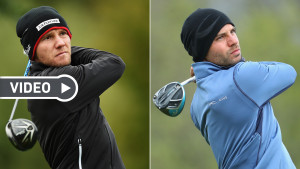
[36,18,60,31]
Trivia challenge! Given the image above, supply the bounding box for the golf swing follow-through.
[153,8,297,169]
[9,6,126,169]
[5,60,38,151]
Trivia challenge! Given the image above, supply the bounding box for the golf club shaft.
[8,60,31,122]
[24,60,31,76]
[180,76,196,86]
[8,99,19,122]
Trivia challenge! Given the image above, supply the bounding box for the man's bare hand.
[190,66,194,77]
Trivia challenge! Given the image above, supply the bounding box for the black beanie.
[181,8,234,62]
[16,6,72,60]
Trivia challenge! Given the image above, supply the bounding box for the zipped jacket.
[191,61,296,169]
[27,46,126,169]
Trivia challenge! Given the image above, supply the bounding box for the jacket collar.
[192,57,245,79]
[192,62,225,79]
[29,61,50,76]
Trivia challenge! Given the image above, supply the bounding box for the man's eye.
[231,29,236,34]
[216,36,223,40]
[60,31,67,36]
[43,35,51,40]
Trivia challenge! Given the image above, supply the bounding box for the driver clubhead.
[5,118,38,151]
[153,82,185,117]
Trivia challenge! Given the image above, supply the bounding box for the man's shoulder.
[71,46,106,57]
[71,46,86,54]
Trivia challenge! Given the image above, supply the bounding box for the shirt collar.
[192,57,245,79]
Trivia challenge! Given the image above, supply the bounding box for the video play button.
[61,83,71,94]
[0,74,78,102]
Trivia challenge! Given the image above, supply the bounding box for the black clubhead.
[5,119,38,151]
[153,82,186,117]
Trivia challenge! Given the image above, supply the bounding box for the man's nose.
[55,36,65,48]
[227,34,238,47]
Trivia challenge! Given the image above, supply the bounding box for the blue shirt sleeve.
[234,61,297,107]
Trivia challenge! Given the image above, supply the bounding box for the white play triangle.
[61,83,71,94]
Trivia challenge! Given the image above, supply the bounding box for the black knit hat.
[16,6,72,60]
[181,8,234,62]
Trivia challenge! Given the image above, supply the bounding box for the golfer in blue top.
[181,8,296,169]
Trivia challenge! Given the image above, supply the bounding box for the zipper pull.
[78,138,83,169]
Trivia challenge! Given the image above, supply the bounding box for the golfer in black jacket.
[16,6,125,169]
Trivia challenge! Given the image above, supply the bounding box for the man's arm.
[41,46,125,111]
[234,61,296,107]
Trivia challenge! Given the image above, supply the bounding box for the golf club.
[153,76,196,117]
[5,60,38,151]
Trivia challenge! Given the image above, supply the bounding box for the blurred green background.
[0,0,149,168]
[151,0,300,168]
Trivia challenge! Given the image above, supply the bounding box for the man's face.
[35,29,71,67]
[205,24,242,67]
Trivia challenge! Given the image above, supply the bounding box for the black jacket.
[27,46,126,169]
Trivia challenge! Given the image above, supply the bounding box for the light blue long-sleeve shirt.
[191,61,296,169]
